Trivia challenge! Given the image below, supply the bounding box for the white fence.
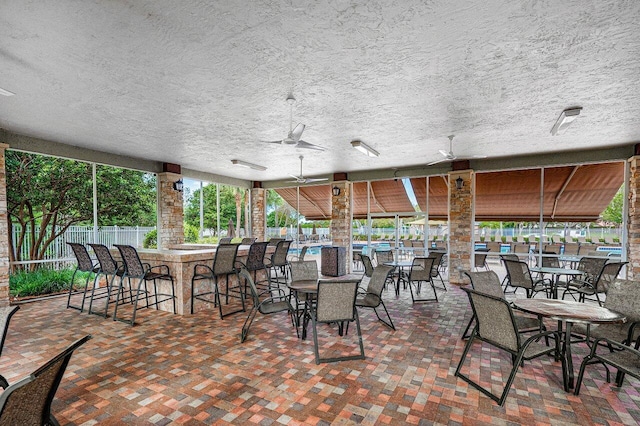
[11,225,155,269]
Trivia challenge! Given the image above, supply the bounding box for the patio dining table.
[529,266,583,299]
[513,298,625,391]
[382,261,413,296]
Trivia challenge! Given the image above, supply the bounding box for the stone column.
[448,170,474,285]
[331,181,352,273]
[251,187,266,241]
[627,157,640,279]
[157,172,184,249]
[0,144,9,306]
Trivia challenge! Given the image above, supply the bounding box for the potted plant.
[501,236,507,243]
[480,236,485,242]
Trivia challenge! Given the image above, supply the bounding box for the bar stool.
[113,245,176,326]
[191,243,245,319]
[87,243,126,317]
[265,240,291,287]
[66,242,100,312]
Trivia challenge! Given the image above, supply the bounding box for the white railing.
[10,225,155,268]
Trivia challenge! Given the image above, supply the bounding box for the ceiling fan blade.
[304,178,328,183]
[291,123,305,141]
[296,140,325,151]
[263,140,284,145]
[427,158,449,166]
[438,149,449,157]
[289,174,302,180]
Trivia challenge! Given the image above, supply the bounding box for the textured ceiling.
[1,0,639,182]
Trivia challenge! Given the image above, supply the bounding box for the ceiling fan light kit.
[550,107,582,136]
[231,159,267,171]
[351,140,379,157]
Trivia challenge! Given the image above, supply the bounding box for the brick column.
[627,157,640,279]
[251,187,266,241]
[157,172,184,249]
[0,144,9,306]
[331,181,352,273]
[448,170,474,285]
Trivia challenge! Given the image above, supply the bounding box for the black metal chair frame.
[502,258,550,298]
[356,265,396,329]
[0,306,19,389]
[455,288,563,406]
[311,279,365,364]
[407,257,438,303]
[239,268,298,342]
[499,254,520,293]
[575,337,640,395]
[66,242,100,312]
[87,243,126,318]
[113,245,177,326]
[0,335,91,425]
[474,248,490,271]
[562,261,627,305]
[191,243,245,319]
[236,241,269,294]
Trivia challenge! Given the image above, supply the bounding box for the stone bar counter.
[111,245,272,315]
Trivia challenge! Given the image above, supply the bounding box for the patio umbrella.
[227,218,235,238]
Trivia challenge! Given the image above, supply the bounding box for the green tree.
[601,186,624,225]
[183,184,239,232]
[6,151,156,268]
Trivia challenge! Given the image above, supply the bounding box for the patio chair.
[562,261,626,305]
[461,271,544,339]
[502,259,549,298]
[311,279,364,364]
[113,245,177,326]
[236,241,269,292]
[499,254,519,292]
[356,265,396,329]
[428,251,447,291]
[241,237,256,245]
[575,337,640,395]
[0,335,91,425]
[571,279,640,348]
[191,243,244,319]
[0,306,19,389]
[219,237,233,244]
[474,248,490,271]
[66,242,100,312]
[407,257,438,303]
[359,254,374,279]
[566,256,608,289]
[265,240,292,287]
[239,268,297,343]
[289,260,319,312]
[454,287,562,406]
[87,243,126,317]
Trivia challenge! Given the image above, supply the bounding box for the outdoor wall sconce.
[455,176,464,190]
[173,179,184,192]
[332,186,341,196]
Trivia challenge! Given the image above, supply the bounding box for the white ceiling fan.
[289,155,328,184]
[427,135,486,165]
[263,93,325,151]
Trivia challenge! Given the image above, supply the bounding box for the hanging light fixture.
[173,179,184,192]
[455,176,464,190]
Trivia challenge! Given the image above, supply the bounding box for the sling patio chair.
[502,259,550,298]
[461,271,545,340]
[87,243,126,317]
[311,278,365,364]
[356,265,396,329]
[239,268,297,343]
[0,306,19,389]
[0,335,91,425]
[114,245,177,326]
[191,243,244,319]
[428,251,447,291]
[575,337,640,395]
[562,261,626,305]
[455,288,562,406]
[407,257,438,303]
[265,240,292,287]
[66,242,100,313]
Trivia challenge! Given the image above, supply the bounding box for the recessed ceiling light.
[231,159,267,171]
[351,140,379,157]
[0,87,15,97]
[551,107,582,136]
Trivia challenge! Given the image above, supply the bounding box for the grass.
[9,268,92,298]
